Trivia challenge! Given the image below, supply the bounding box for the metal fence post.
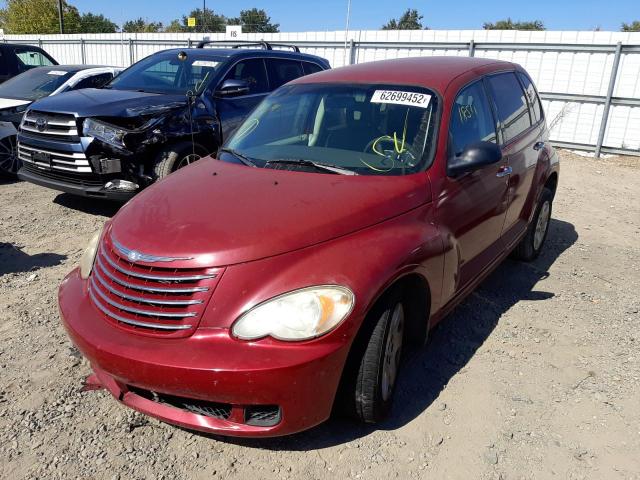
[80,38,86,64]
[595,41,623,158]
[38,38,43,49]
[188,38,192,48]
[348,39,356,65]
[468,39,475,57]
[128,38,134,66]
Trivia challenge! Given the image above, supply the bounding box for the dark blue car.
[17,41,330,200]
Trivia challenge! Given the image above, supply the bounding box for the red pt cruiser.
[59,57,559,437]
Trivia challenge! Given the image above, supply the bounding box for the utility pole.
[57,0,64,34]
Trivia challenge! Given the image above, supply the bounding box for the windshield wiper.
[265,158,357,175]
[218,148,257,167]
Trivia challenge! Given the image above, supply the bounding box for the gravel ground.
[1,150,639,480]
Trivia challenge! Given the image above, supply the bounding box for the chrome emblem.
[35,117,48,132]
[112,237,193,263]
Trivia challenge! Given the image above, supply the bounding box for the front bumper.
[18,165,136,202]
[59,269,350,437]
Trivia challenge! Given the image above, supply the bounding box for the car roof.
[157,47,327,63]
[291,56,518,93]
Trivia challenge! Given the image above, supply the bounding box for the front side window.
[266,58,304,89]
[72,72,114,90]
[221,58,269,95]
[517,72,543,124]
[224,83,438,176]
[486,72,532,143]
[14,48,55,70]
[108,53,223,95]
[449,81,497,158]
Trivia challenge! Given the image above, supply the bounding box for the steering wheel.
[363,136,419,168]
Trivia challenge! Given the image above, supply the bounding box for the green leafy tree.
[483,18,545,30]
[228,8,279,33]
[176,8,227,33]
[164,19,185,33]
[78,13,118,33]
[621,21,640,32]
[382,9,425,30]
[122,17,163,33]
[0,0,81,34]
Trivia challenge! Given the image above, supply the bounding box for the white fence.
[3,30,640,156]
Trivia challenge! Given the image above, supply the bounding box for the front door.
[436,79,510,294]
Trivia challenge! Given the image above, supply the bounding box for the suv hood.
[110,160,432,267]
[27,88,187,117]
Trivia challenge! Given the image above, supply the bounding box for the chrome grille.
[21,111,79,137]
[17,143,91,173]
[89,236,222,336]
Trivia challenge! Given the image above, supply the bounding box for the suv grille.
[88,235,222,336]
[21,111,79,139]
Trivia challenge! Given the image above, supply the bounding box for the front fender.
[200,203,444,341]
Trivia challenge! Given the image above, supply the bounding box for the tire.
[353,290,406,424]
[512,187,553,261]
[0,135,19,179]
[152,142,203,180]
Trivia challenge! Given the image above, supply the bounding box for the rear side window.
[486,72,532,143]
[517,72,542,124]
[266,59,304,89]
[72,72,114,90]
[14,48,55,71]
[302,62,324,75]
[222,59,269,95]
[449,80,497,157]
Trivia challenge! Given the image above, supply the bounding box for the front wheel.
[353,292,405,423]
[512,187,553,261]
[152,142,203,180]
[0,135,19,178]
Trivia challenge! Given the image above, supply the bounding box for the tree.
[621,21,640,32]
[122,17,163,33]
[483,18,545,30]
[382,9,425,30]
[228,8,279,33]
[175,8,227,33]
[0,0,81,34]
[78,13,118,33]
[164,19,185,33]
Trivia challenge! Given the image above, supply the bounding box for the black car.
[0,43,58,83]
[16,41,330,200]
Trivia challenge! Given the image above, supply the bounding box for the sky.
[70,0,639,32]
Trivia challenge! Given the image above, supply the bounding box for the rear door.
[216,58,269,141]
[485,72,541,248]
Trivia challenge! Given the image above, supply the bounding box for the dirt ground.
[1,150,639,480]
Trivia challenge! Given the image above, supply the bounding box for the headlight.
[83,118,127,149]
[79,226,104,279]
[232,286,355,341]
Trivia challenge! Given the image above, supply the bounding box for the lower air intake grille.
[244,405,281,427]
[128,386,232,420]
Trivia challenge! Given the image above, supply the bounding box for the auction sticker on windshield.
[371,90,431,108]
[47,70,67,76]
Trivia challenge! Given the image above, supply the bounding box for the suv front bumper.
[59,269,351,437]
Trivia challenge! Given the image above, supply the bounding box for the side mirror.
[215,79,250,97]
[447,141,502,177]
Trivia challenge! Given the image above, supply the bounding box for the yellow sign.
[187,17,196,27]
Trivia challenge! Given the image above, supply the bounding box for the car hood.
[27,88,187,117]
[110,159,432,267]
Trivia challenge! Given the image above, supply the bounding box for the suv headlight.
[79,226,104,279]
[83,118,127,148]
[232,286,355,341]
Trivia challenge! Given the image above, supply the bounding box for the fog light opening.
[104,180,139,192]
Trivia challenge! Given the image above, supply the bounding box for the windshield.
[223,83,438,175]
[0,68,74,101]
[108,52,224,95]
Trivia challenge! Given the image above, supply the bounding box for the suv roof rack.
[196,40,300,53]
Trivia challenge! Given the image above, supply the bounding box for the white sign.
[371,90,432,108]
[226,25,242,40]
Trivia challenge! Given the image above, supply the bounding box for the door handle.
[496,166,512,178]
[533,141,545,151]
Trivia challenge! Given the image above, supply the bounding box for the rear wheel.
[152,142,203,180]
[512,187,553,261]
[353,291,405,423]
[0,136,19,178]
